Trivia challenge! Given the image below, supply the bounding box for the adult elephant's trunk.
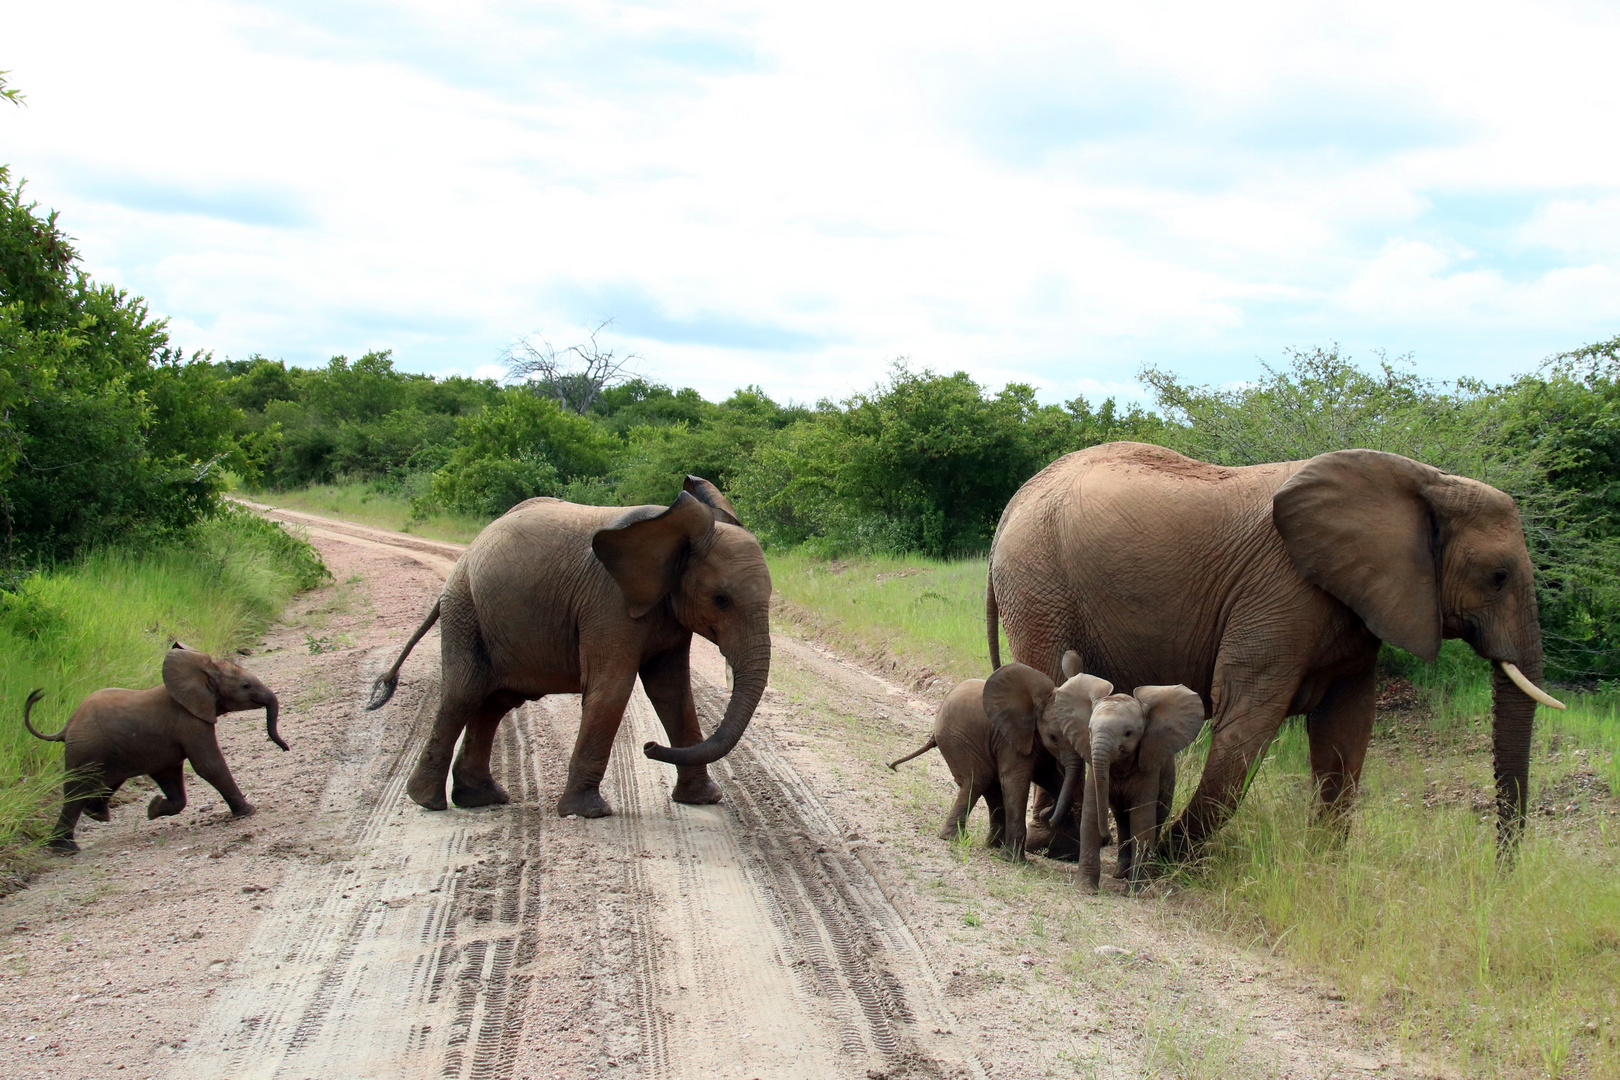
[264,697,288,752]
[1491,621,1561,848]
[1090,735,1116,845]
[644,626,771,767]
[1049,751,1083,828]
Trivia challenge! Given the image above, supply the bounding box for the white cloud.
[2,0,1618,403]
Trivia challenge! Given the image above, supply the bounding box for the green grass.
[0,508,327,851]
[767,550,999,683]
[771,549,1620,1079]
[242,481,490,544]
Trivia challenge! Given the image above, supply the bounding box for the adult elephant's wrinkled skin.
[986,442,1563,857]
[369,476,772,819]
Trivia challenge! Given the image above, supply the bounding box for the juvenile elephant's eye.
[713,593,732,610]
[1490,568,1509,590]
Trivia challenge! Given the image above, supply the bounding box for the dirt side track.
[174,509,985,1080]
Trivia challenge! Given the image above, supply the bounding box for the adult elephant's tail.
[986,571,1002,672]
[367,599,441,710]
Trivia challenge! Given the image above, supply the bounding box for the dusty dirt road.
[0,507,1426,1079]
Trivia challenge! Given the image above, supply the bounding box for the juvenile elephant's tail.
[886,735,937,771]
[367,599,441,711]
[986,571,1002,672]
[22,689,65,741]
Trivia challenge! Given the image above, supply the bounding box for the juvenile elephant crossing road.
[179,507,984,1080]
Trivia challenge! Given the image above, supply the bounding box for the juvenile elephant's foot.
[670,774,723,805]
[407,766,450,811]
[85,798,110,823]
[48,836,79,855]
[451,777,511,808]
[556,787,612,818]
[230,803,257,819]
[147,795,184,820]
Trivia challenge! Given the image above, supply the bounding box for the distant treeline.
[3,163,1618,679]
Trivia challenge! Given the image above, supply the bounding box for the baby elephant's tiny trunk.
[264,697,288,752]
[1049,753,1083,827]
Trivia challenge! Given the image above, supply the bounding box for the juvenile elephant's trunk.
[644,630,770,767]
[264,697,288,752]
[1049,752,1083,828]
[1090,736,1115,845]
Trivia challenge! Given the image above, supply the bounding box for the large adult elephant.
[986,442,1564,855]
[368,476,771,818]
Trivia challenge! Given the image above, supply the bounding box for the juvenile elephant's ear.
[1134,684,1206,769]
[593,492,717,618]
[163,646,219,723]
[683,475,742,526]
[1050,672,1113,749]
[1060,650,1084,680]
[982,663,1053,757]
[1273,449,1444,662]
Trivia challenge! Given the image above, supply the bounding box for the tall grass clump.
[0,507,327,852]
[767,550,996,683]
[1172,719,1620,1079]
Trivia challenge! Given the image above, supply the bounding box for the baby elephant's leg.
[147,765,187,819]
[186,734,254,817]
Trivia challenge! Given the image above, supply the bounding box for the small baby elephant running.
[24,643,285,853]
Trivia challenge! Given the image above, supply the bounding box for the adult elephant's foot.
[670,774,723,805]
[557,787,612,818]
[406,768,450,811]
[452,777,511,808]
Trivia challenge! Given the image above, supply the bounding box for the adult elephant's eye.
[713,593,732,610]
[1491,568,1509,590]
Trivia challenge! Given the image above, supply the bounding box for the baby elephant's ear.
[683,476,742,526]
[1050,672,1113,747]
[1060,650,1084,680]
[1133,684,1206,768]
[163,647,219,722]
[982,663,1054,757]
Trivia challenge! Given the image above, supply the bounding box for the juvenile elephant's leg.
[451,691,524,808]
[1126,794,1160,894]
[640,649,721,806]
[996,763,1034,861]
[557,675,636,818]
[1077,790,1103,891]
[1113,801,1134,880]
[146,766,187,819]
[49,770,105,853]
[1305,666,1377,821]
[187,734,254,817]
[983,783,1007,847]
[938,779,978,841]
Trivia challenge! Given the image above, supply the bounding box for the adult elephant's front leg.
[1163,672,1296,858]
[640,648,722,806]
[557,675,636,818]
[1305,666,1377,822]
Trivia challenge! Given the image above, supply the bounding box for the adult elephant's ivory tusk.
[1500,662,1567,710]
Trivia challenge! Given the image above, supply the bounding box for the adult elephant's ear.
[983,663,1054,756]
[163,646,219,723]
[1273,449,1444,661]
[1134,684,1206,769]
[683,475,742,526]
[593,492,716,618]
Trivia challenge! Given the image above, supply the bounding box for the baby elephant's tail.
[367,598,442,711]
[22,689,65,741]
[886,735,938,771]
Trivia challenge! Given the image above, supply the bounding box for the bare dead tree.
[504,320,640,414]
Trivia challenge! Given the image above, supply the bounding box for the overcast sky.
[4,1,1619,406]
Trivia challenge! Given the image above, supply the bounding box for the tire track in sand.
[175,507,981,1079]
